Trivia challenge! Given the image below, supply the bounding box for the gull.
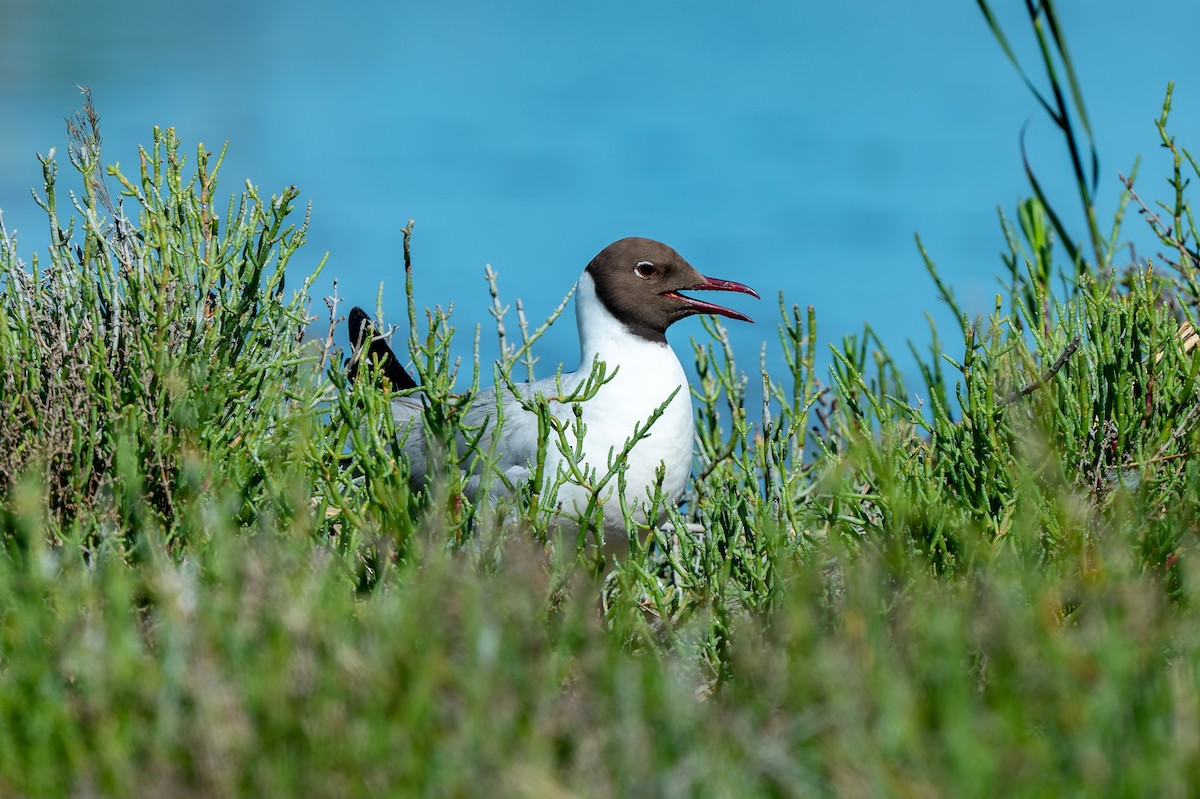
[348,237,758,550]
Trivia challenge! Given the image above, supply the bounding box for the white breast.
[544,272,694,532]
[389,271,696,535]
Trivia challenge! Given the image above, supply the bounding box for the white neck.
[574,271,671,368]
[563,271,695,523]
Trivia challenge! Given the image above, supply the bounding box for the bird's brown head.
[584,237,759,343]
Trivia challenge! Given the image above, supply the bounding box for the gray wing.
[390,378,554,499]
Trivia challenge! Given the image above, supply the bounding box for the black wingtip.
[348,307,371,349]
[346,306,419,391]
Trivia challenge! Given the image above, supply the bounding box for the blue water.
[2,0,1198,387]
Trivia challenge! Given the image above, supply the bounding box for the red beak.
[662,276,760,323]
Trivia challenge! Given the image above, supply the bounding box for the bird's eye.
[634,261,658,279]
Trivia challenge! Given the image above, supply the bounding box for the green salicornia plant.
[0,93,325,556]
[4,3,1200,787]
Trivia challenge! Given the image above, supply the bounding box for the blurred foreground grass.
[5,6,1200,796]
